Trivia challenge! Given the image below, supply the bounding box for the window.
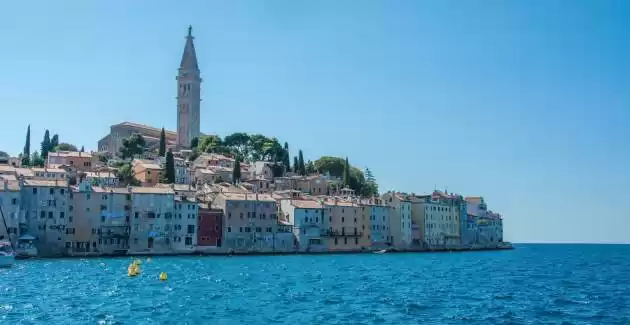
[185,237,192,245]
[49,188,54,195]
[256,227,261,233]
[32,188,37,194]
[227,227,232,233]
[60,212,65,219]
[48,212,53,219]
[187,225,195,234]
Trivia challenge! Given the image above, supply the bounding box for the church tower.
[176,25,202,148]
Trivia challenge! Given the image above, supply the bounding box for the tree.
[159,127,166,157]
[198,135,228,155]
[298,150,306,175]
[50,134,59,149]
[190,137,199,150]
[306,160,316,174]
[91,177,100,186]
[232,156,241,184]
[55,143,78,152]
[363,167,379,197]
[223,132,250,160]
[22,125,31,166]
[283,142,291,172]
[293,156,299,174]
[314,156,346,177]
[164,150,176,183]
[343,157,351,187]
[313,156,377,197]
[41,130,51,159]
[80,146,85,152]
[119,134,146,159]
[30,151,45,167]
[117,163,141,186]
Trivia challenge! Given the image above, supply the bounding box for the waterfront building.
[410,191,463,248]
[465,197,503,248]
[279,198,327,252]
[0,180,21,245]
[31,167,67,181]
[84,171,119,187]
[381,192,413,249]
[47,151,95,172]
[212,192,278,252]
[197,203,223,249]
[20,179,70,256]
[128,187,175,254]
[362,198,392,249]
[171,195,198,253]
[324,198,369,252]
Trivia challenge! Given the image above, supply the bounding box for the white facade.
[129,189,175,254]
[176,26,202,148]
[280,199,326,252]
[171,198,198,252]
[399,200,413,246]
[368,204,392,247]
[0,181,21,244]
[423,200,460,247]
[85,172,118,187]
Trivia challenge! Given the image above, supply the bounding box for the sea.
[0,244,629,325]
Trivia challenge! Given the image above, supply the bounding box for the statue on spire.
[188,25,192,37]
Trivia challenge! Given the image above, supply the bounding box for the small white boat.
[0,241,15,268]
[373,249,387,254]
[16,235,38,258]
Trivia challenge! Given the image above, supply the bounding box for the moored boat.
[15,234,38,259]
[0,241,15,268]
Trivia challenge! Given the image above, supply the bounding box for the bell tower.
[176,25,201,148]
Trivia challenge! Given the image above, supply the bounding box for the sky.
[0,0,628,243]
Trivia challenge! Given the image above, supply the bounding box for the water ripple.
[1,244,630,324]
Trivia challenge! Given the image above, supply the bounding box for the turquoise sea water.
[1,244,629,324]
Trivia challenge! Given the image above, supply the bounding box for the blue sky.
[0,1,628,243]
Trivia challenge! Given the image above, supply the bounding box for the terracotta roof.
[23,179,68,187]
[220,192,276,202]
[136,162,163,170]
[115,122,177,137]
[0,174,17,181]
[0,166,16,174]
[14,168,34,177]
[0,181,20,191]
[131,187,174,194]
[291,199,325,209]
[48,151,93,158]
[31,167,66,173]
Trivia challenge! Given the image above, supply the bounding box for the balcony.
[322,229,363,237]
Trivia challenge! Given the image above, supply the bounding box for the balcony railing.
[322,229,363,237]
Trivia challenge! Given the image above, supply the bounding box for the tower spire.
[180,25,199,71]
[176,25,202,149]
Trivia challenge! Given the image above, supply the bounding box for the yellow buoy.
[128,263,141,277]
[159,272,168,281]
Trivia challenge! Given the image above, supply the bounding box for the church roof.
[180,25,199,71]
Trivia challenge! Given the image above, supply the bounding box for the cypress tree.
[293,156,299,174]
[159,127,166,157]
[80,146,85,152]
[50,134,59,151]
[232,156,241,184]
[283,142,290,172]
[165,150,175,183]
[343,157,351,187]
[298,150,306,176]
[22,125,31,166]
[41,130,51,159]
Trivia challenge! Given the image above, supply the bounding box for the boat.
[15,234,38,259]
[0,207,15,267]
[373,249,388,254]
[0,241,15,268]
